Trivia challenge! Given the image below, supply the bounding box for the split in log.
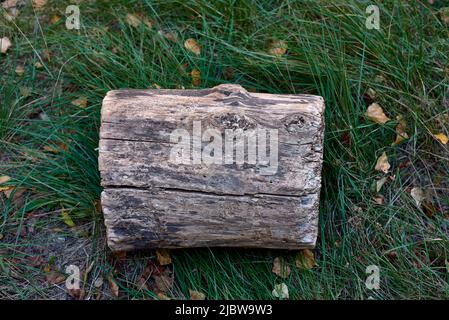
[99,84,325,251]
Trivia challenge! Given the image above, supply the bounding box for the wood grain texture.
[99,84,325,251]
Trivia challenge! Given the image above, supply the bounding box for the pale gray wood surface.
[99,84,325,251]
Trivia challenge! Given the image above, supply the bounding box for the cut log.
[99,84,325,251]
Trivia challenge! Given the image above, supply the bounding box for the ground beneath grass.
[1,0,448,299]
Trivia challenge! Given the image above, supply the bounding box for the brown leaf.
[184,38,201,55]
[45,270,65,284]
[439,7,449,24]
[50,15,61,24]
[157,292,171,300]
[0,175,11,184]
[272,257,291,278]
[1,37,12,54]
[156,249,172,266]
[268,40,287,56]
[68,288,85,300]
[32,0,47,9]
[189,289,206,300]
[365,103,390,124]
[375,152,390,173]
[2,0,18,9]
[153,269,173,293]
[108,275,119,297]
[71,96,87,108]
[373,195,384,205]
[126,13,141,28]
[114,251,127,260]
[15,64,25,76]
[392,116,409,145]
[295,249,316,270]
[191,69,201,86]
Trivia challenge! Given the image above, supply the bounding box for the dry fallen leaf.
[20,86,32,97]
[189,289,206,300]
[71,96,88,108]
[34,62,43,69]
[184,38,201,55]
[366,88,376,99]
[376,177,388,193]
[126,13,141,28]
[45,270,65,284]
[32,0,47,9]
[433,133,448,145]
[2,0,18,9]
[153,269,173,293]
[272,283,289,299]
[272,257,291,279]
[411,187,425,207]
[15,64,24,76]
[157,292,171,300]
[393,116,409,145]
[268,39,288,56]
[0,175,11,184]
[50,15,61,24]
[295,249,316,270]
[156,249,172,266]
[375,152,390,173]
[365,103,390,124]
[108,275,119,297]
[439,7,449,24]
[191,69,201,86]
[1,37,12,54]
[94,276,104,288]
[61,207,76,227]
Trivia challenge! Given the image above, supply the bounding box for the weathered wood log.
[99,84,325,252]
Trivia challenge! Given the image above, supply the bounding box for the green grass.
[1,0,448,299]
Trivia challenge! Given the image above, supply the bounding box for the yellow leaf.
[392,116,409,145]
[295,249,316,270]
[1,37,12,54]
[189,289,206,300]
[184,38,201,55]
[0,175,11,184]
[0,186,13,193]
[191,69,201,86]
[126,13,141,28]
[375,152,390,173]
[71,96,88,108]
[365,103,390,124]
[34,62,43,69]
[268,40,288,56]
[272,283,289,299]
[433,133,448,145]
[156,249,172,266]
[61,208,76,227]
[272,257,291,278]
